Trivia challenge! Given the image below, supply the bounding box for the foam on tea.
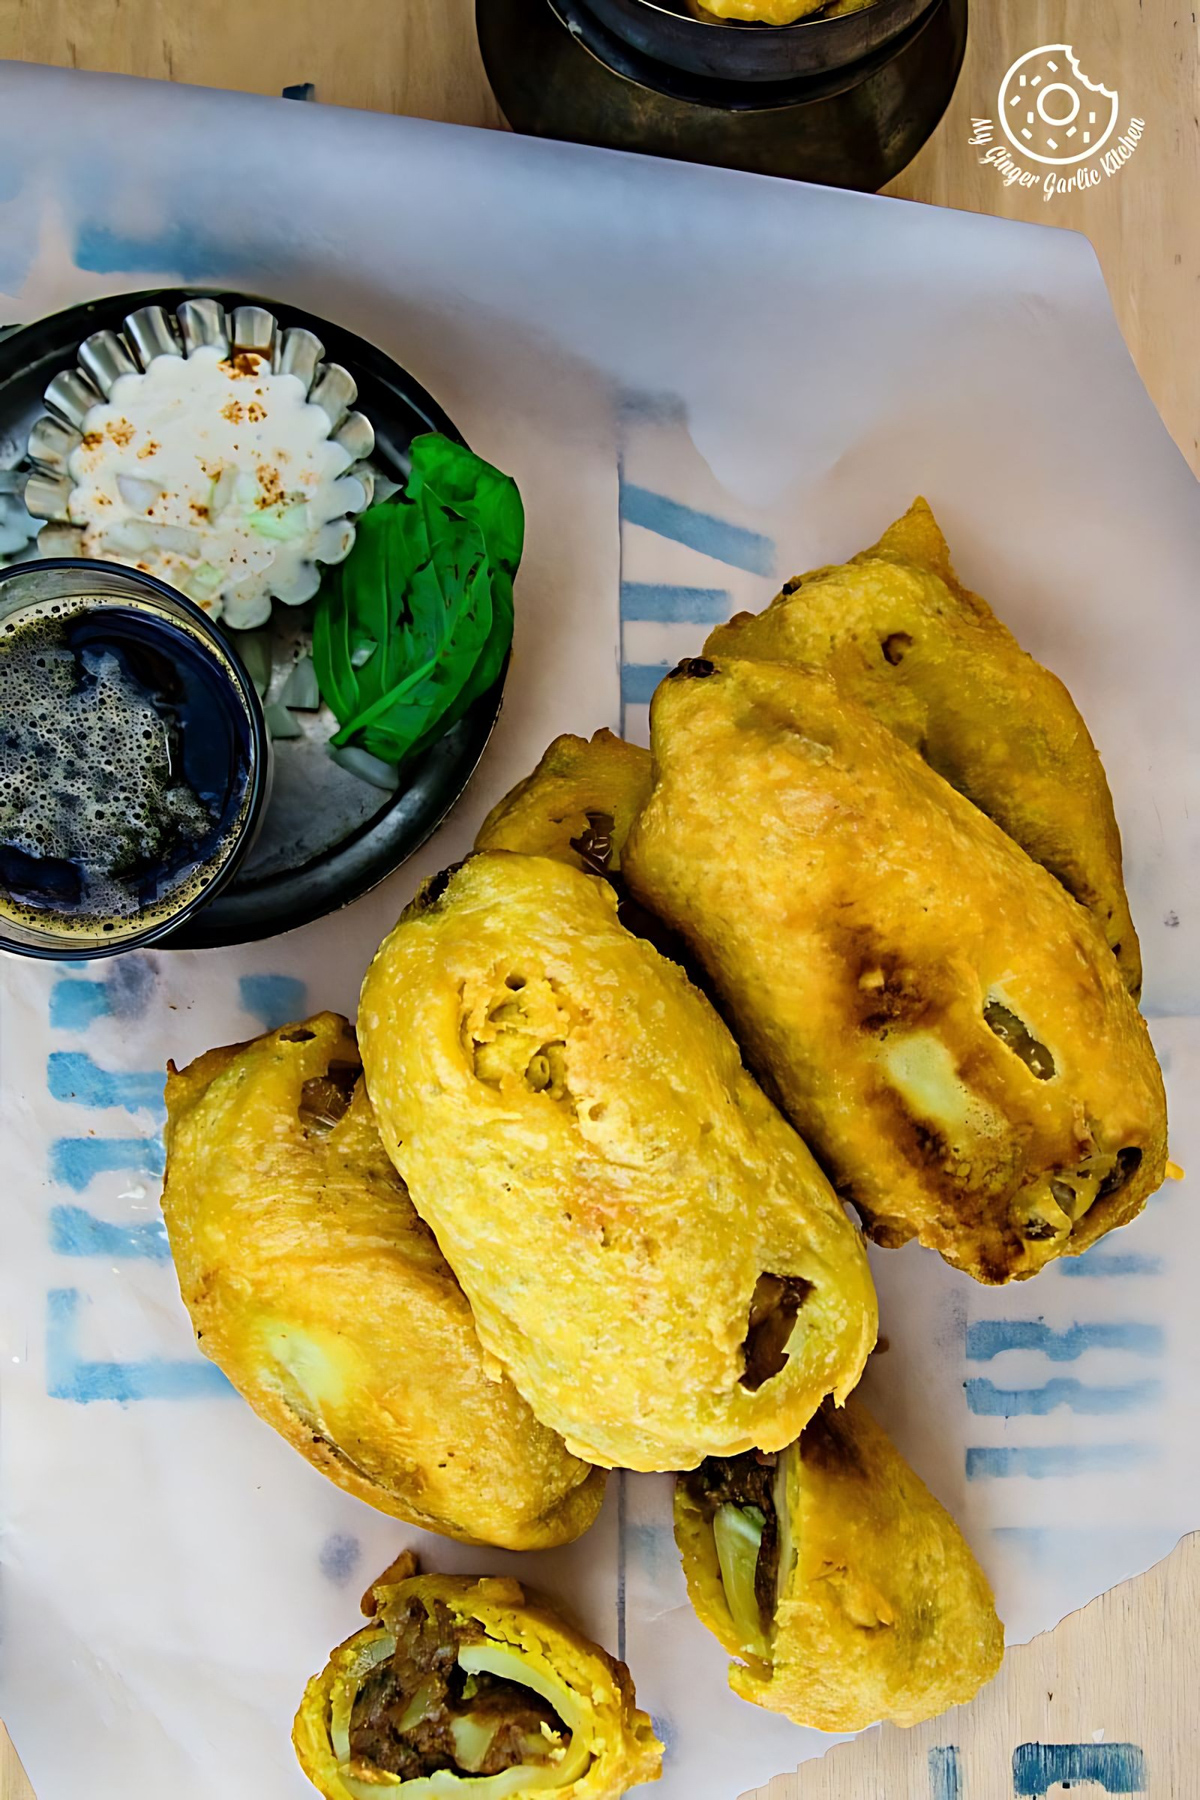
[0,595,254,939]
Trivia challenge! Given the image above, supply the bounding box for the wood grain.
[0,0,503,129]
[885,4,1200,477]
[0,1725,35,1800]
[747,1530,1200,1800]
[0,1,1194,472]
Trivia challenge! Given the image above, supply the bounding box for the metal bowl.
[0,289,508,949]
[22,298,377,629]
[582,0,936,84]
[0,556,271,960]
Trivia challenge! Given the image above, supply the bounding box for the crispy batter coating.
[706,499,1141,995]
[624,657,1167,1282]
[294,1555,662,1800]
[675,1398,1003,1731]
[162,1013,604,1548]
[359,853,877,1471]
[476,729,652,877]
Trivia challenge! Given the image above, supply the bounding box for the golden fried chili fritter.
[707,499,1141,994]
[675,1398,1003,1731]
[476,729,652,878]
[624,657,1167,1283]
[294,1554,662,1800]
[162,1014,603,1547]
[359,853,876,1471]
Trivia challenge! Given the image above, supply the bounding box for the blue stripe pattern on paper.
[51,1136,165,1191]
[46,1288,231,1403]
[620,484,775,577]
[74,222,253,282]
[927,1746,961,1800]
[1012,1742,1146,1796]
[991,1525,1178,1570]
[620,582,733,623]
[965,1377,1161,1417]
[50,1205,171,1262]
[48,1051,165,1116]
[239,973,309,1031]
[965,1320,1163,1361]
[49,980,112,1031]
[621,663,674,705]
[1059,1249,1164,1278]
[49,956,156,1030]
[966,1443,1153,1480]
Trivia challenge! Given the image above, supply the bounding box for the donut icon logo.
[998,45,1119,166]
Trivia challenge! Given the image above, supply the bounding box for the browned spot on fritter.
[410,863,465,914]
[799,1399,868,1479]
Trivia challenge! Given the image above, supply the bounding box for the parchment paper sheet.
[1,61,1198,1800]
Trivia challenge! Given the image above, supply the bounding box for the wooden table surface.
[1,0,1196,474]
[1,3,1197,1797]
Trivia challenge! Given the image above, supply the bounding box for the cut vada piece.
[674,1398,1003,1732]
[706,499,1141,995]
[475,731,697,978]
[293,1552,663,1800]
[162,1013,603,1548]
[359,853,877,1472]
[623,656,1167,1283]
[475,729,652,878]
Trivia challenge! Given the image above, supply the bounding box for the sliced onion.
[456,1645,586,1738]
[398,1675,445,1734]
[449,1714,503,1773]
[142,521,205,556]
[279,654,321,711]
[208,466,238,520]
[265,701,303,740]
[101,520,154,555]
[327,744,400,791]
[227,629,273,696]
[328,1630,395,1764]
[116,473,161,513]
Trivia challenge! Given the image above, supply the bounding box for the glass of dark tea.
[0,559,269,958]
